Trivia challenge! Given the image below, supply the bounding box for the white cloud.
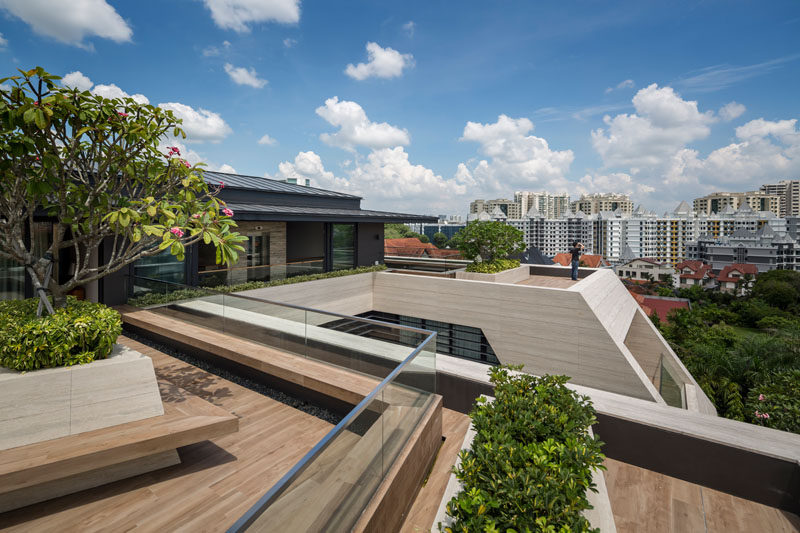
[577,172,655,197]
[402,21,415,37]
[316,96,410,151]
[719,101,746,121]
[257,134,277,145]
[203,0,300,32]
[158,102,232,143]
[345,42,414,81]
[202,40,231,57]
[0,0,132,48]
[591,84,715,169]
[275,151,344,190]
[216,163,237,174]
[604,79,634,94]
[283,37,296,48]
[664,118,800,188]
[675,54,800,93]
[224,63,267,88]
[92,83,149,105]
[0,33,7,48]
[459,114,574,194]
[62,71,93,92]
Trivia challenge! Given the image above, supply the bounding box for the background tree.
[0,67,245,310]
[418,234,430,243]
[450,221,524,262]
[432,232,447,248]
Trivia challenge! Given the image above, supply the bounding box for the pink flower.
[170,146,181,155]
[169,227,184,238]
[182,160,191,168]
[218,181,225,189]
[758,394,766,402]
[754,410,761,417]
[763,413,770,419]
[117,112,129,117]
[222,208,234,217]
[191,213,201,219]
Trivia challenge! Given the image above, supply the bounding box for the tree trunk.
[50,284,67,309]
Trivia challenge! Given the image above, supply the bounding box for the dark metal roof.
[203,171,361,199]
[225,202,437,223]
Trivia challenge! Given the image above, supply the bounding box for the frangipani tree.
[451,221,525,262]
[0,67,246,311]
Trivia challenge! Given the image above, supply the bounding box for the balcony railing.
[197,258,324,287]
[128,276,437,532]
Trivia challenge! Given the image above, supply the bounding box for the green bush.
[0,297,121,371]
[443,366,604,532]
[745,370,800,434]
[128,265,387,307]
[756,315,798,331]
[465,259,520,273]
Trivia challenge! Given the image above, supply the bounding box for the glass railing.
[658,352,686,409]
[127,276,437,531]
[197,258,324,287]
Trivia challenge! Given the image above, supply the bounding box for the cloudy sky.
[1,0,799,215]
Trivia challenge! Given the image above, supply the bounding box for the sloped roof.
[717,263,759,283]
[490,205,507,219]
[526,205,542,218]
[225,203,436,223]
[642,297,690,322]
[204,171,359,199]
[674,201,692,214]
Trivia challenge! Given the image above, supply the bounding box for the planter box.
[454,265,529,284]
[0,344,164,451]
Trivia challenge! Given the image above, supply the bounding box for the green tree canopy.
[432,232,447,248]
[450,221,525,262]
[0,67,245,310]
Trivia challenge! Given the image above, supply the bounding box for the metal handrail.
[226,332,437,532]
[130,274,436,341]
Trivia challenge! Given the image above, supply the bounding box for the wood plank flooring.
[515,275,579,289]
[0,336,334,533]
[399,408,471,532]
[604,457,800,533]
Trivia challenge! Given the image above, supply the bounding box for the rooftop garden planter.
[456,261,527,283]
[0,297,121,371]
[441,366,606,532]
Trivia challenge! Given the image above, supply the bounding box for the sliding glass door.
[332,224,355,270]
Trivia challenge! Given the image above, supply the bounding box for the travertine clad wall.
[227,222,287,284]
[372,270,660,401]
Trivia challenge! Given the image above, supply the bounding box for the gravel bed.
[124,331,343,426]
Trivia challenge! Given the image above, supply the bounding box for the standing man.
[569,241,583,281]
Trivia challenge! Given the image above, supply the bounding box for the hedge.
[0,297,121,371]
[443,366,605,532]
[128,265,387,307]
[465,259,520,274]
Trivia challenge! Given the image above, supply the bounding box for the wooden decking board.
[604,457,800,532]
[0,336,335,532]
[400,408,471,532]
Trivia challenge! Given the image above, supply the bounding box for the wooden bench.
[0,379,238,513]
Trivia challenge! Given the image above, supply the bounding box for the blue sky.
[1,0,799,215]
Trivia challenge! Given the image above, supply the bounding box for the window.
[134,248,185,284]
[332,224,355,270]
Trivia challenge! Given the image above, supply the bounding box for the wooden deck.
[400,408,471,532]
[604,457,800,532]
[515,274,579,289]
[0,336,334,532]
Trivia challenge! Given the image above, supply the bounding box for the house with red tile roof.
[384,238,461,259]
[715,263,759,294]
[675,260,715,289]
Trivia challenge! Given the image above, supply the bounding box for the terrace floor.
[0,336,334,532]
[604,457,800,532]
[515,274,579,289]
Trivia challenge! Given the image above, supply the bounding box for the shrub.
[443,366,604,532]
[745,370,800,434]
[465,258,520,273]
[0,297,121,371]
[128,265,387,307]
[450,221,525,262]
[756,315,798,331]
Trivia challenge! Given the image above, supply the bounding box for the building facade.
[513,191,570,219]
[468,198,522,219]
[687,225,799,274]
[614,258,674,283]
[760,179,800,217]
[693,191,780,217]
[570,193,633,216]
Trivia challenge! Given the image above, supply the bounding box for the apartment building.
[693,190,781,217]
[494,201,788,266]
[468,198,523,219]
[570,193,633,216]
[513,191,570,219]
[760,179,800,217]
[687,224,799,273]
